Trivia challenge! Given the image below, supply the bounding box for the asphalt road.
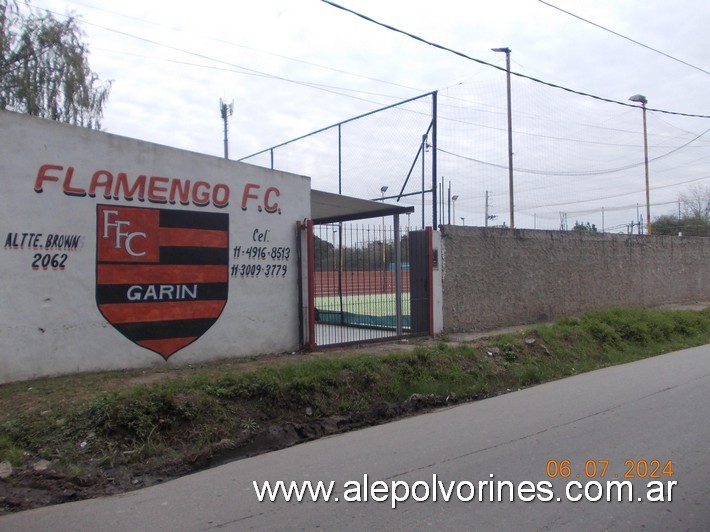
[2,344,708,531]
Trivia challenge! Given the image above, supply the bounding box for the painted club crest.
[96,204,229,360]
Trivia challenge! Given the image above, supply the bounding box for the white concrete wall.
[0,111,311,383]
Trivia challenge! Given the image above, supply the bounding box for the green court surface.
[315,293,411,328]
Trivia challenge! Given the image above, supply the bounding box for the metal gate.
[408,229,433,335]
[299,220,431,348]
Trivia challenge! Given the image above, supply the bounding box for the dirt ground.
[0,334,465,514]
[0,346,472,515]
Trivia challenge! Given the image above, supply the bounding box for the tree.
[1,1,110,128]
[572,220,597,232]
[652,213,709,236]
[679,185,710,220]
[313,235,336,272]
[652,186,710,236]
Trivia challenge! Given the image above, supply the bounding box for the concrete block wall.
[440,225,709,333]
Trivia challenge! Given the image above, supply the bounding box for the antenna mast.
[220,99,234,159]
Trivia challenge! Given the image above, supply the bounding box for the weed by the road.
[0,306,708,512]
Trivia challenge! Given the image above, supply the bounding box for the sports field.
[314,271,411,297]
[315,293,411,328]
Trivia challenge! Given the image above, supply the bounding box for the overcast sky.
[24,0,710,230]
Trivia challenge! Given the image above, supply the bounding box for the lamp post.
[492,47,514,229]
[629,94,651,235]
[451,195,459,225]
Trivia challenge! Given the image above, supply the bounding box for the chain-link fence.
[240,92,438,228]
[241,78,709,234]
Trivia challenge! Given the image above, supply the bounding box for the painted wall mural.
[0,110,311,383]
[95,205,230,360]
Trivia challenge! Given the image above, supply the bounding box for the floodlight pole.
[220,99,234,159]
[492,47,514,229]
[421,134,426,228]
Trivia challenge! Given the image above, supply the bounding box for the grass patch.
[0,306,708,511]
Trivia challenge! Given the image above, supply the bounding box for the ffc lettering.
[102,209,147,257]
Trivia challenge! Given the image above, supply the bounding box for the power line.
[538,0,710,76]
[27,0,710,122]
[321,0,710,119]
[93,47,417,103]
[22,2,433,114]
[517,175,710,211]
[29,0,426,94]
[438,127,710,177]
[528,200,681,219]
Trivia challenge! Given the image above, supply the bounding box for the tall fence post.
[394,214,403,336]
[296,221,304,347]
[432,90,438,229]
[306,219,316,350]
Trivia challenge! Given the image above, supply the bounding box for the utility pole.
[220,99,234,159]
[492,47,514,229]
[485,190,490,227]
[484,190,498,227]
[629,94,651,234]
[559,212,568,231]
[447,180,451,225]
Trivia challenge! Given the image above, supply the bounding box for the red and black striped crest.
[96,205,229,360]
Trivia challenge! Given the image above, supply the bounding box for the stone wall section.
[440,226,709,332]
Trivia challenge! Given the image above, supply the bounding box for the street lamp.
[629,94,651,235]
[492,47,514,229]
[451,195,459,225]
